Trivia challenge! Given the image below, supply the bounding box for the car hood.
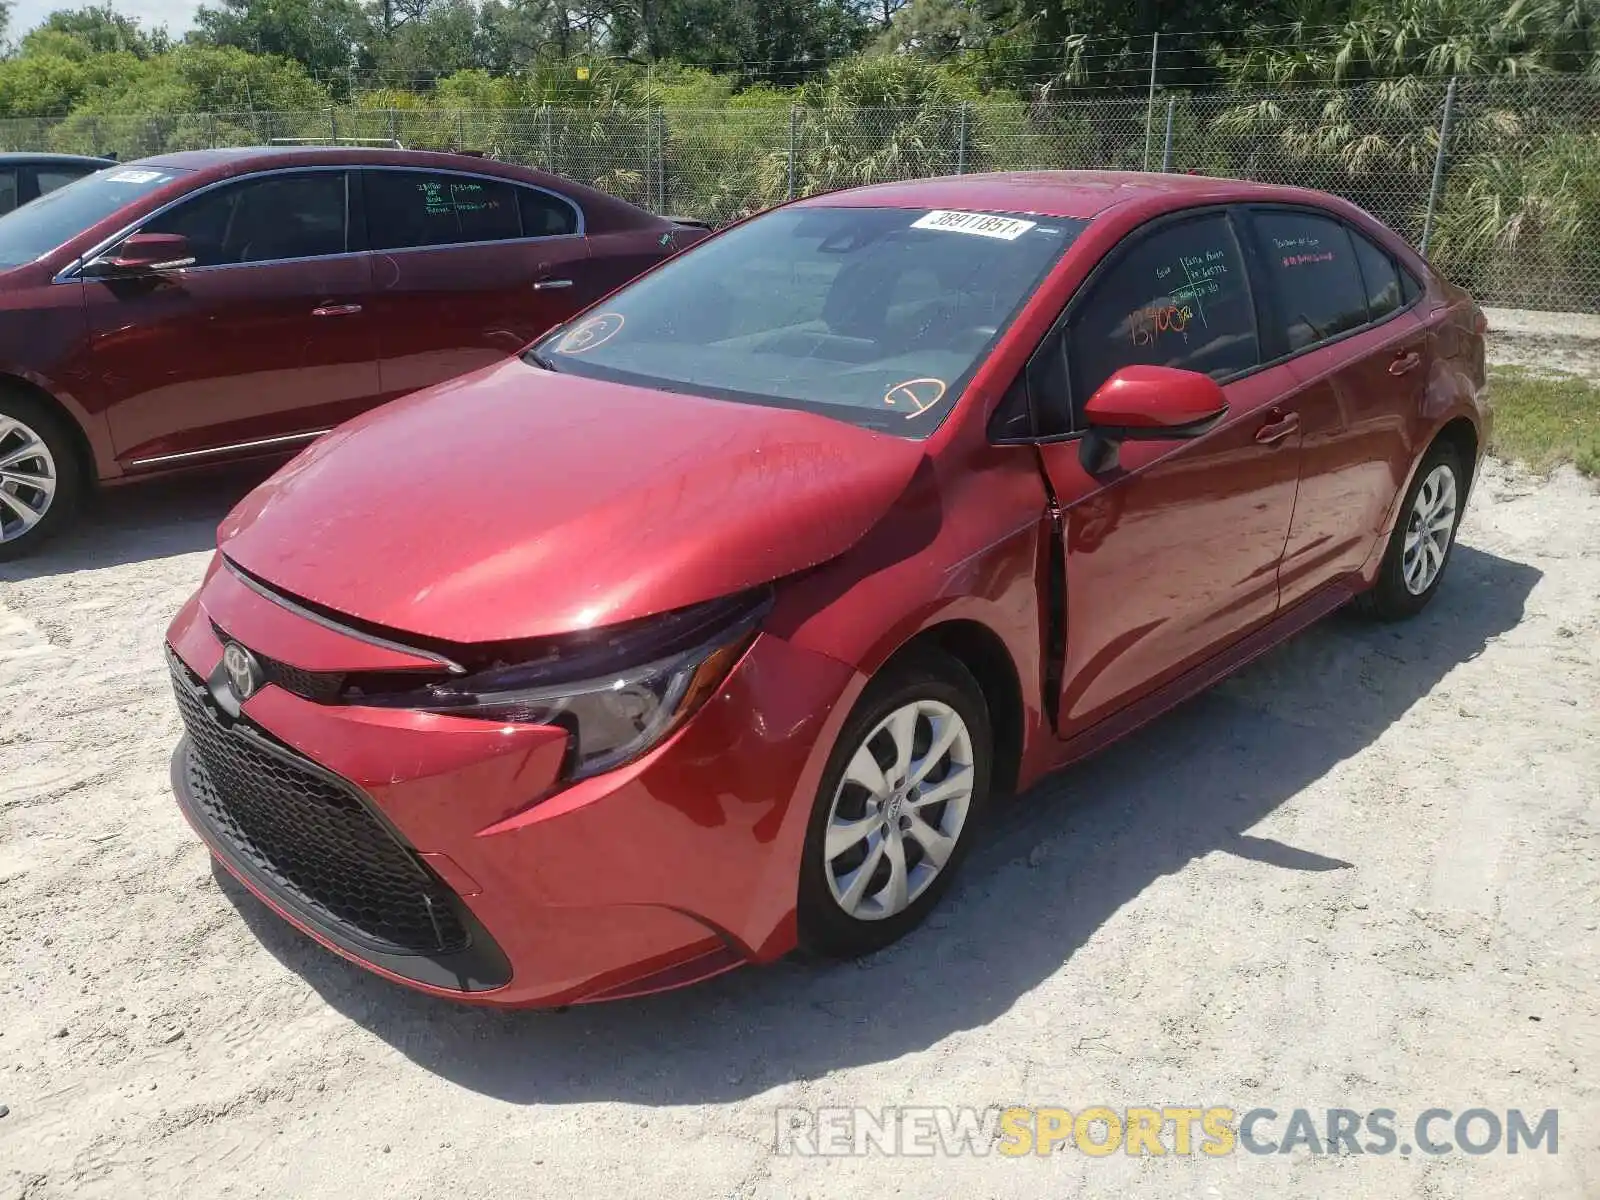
[218,357,927,645]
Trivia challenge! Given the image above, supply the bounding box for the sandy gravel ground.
[1,351,1597,1197]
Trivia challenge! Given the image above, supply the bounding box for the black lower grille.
[169,652,469,957]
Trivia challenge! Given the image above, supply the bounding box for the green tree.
[21,6,169,58]
[191,0,374,80]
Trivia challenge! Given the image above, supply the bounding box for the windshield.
[530,205,1085,435]
[0,164,190,268]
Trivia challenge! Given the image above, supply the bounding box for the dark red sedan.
[165,171,1489,1006]
[0,147,707,557]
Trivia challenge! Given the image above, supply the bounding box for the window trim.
[1236,202,1426,370]
[992,204,1269,444]
[55,163,586,284]
[358,164,584,254]
[56,165,360,282]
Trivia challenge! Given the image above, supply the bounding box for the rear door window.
[34,166,94,198]
[1067,212,1261,413]
[365,170,523,249]
[1251,210,1369,352]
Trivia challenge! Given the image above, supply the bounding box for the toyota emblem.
[221,641,262,701]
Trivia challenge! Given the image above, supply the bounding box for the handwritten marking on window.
[1130,302,1194,347]
[556,312,625,354]
[1282,252,1336,267]
[883,377,947,416]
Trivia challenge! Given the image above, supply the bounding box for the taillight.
[1473,307,1489,336]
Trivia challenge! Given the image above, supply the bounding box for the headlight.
[348,590,768,780]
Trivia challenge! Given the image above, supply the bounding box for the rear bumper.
[166,587,862,1007]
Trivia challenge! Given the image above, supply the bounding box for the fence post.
[543,105,554,172]
[389,107,398,147]
[956,102,969,174]
[787,106,799,200]
[1161,96,1176,171]
[1142,31,1160,170]
[1420,75,1459,257]
[329,106,338,144]
[655,107,667,212]
[208,112,219,149]
[457,110,466,149]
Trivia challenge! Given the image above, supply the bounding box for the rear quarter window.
[1349,227,1403,320]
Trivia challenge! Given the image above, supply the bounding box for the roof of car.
[141,146,532,172]
[0,152,117,166]
[798,170,1310,220]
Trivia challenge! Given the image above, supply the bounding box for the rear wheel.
[0,393,82,561]
[798,651,992,957]
[1356,441,1464,620]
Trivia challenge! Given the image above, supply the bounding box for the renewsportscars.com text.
[774,1105,1559,1158]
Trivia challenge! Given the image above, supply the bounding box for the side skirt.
[1051,579,1359,769]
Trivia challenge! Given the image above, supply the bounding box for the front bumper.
[165,569,862,1007]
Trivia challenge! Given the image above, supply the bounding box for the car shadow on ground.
[0,469,271,580]
[216,542,1539,1105]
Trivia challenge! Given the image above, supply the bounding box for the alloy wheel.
[823,699,976,922]
[0,414,58,544]
[1402,463,1458,595]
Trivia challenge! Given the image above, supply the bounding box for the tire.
[798,649,993,958]
[0,391,82,561]
[1355,441,1465,621]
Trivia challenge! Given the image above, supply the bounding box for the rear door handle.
[1255,411,1300,445]
[311,303,362,317]
[532,279,574,291]
[1389,351,1423,376]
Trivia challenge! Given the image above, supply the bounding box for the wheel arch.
[1432,414,1480,494]
[0,371,105,487]
[1377,407,1484,541]
[873,618,1026,799]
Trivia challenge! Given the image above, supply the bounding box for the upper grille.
[259,656,345,703]
[169,651,469,957]
[210,622,344,703]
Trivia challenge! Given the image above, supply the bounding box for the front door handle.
[532,278,574,291]
[1255,411,1300,445]
[1389,351,1423,376]
[311,303,362,317]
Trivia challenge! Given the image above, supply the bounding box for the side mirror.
[1079,365,1228,473]
[87,232,195,276]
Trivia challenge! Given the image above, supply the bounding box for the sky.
[11,0,198,39]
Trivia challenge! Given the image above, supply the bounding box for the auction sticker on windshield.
[911,210,1037,240]
[106,169,167,184]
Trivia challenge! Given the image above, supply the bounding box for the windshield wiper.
[524,348,560,373]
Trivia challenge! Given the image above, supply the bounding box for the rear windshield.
[530,205,1085,436]
[0,164,189,268]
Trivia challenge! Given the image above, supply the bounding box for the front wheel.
[0,393,83,562]
[798,651,992,958]
[1356,441,1465,620]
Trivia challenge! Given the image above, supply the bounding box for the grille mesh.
[209,622,345,703]
[170,651,469,956]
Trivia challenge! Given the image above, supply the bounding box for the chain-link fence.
[4,75,1600,311]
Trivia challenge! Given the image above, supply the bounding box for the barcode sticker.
[911,210,1037,240]
[106,169,167,184]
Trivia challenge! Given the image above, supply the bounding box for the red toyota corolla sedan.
[0,146,706,558]
[165,171,1489,1007]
